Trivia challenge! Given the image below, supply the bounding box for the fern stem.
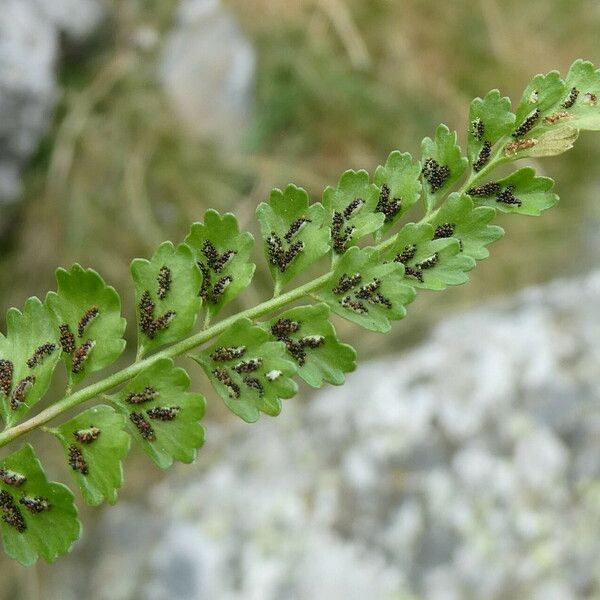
[0,271,334,449]
[458,137,511,195]
[0,146,513,450]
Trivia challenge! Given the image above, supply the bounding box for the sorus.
[0,490,26,532]
[68,444,89,475]
[129,412,156,441]
[433,223,456,239]
[473,141,492,172]
[512,108,540,138]
[562,87,579,108]
[0,468,26,487]
[284,217,311,242]
[210,346,247,362]
[72,340,95,374]
[340,296,368,314]
[156,266,172,300]
[126,386,158,404]
[471,118,484,140]
[26,343,56,368]
[505,139,537,155]
[232,358,263,373]
[147,406,180,421]
[496,186,523,207]
[416,253,439,270]
[271,319,301,339]
[467,182,501,197]
[59,324,76,354]
[10,376,35,410]
[77,305,100,337]
[394,245,417,264]
[212,367,241,398]
[73,426,101,444]
[0,359,13,395]
[422,158,450,192]
[243,376,264,397]
[19,496,51,514]
[332,273,362,294]
[343,198,364,219]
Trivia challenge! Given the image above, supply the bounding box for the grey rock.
[0,0,104,204]
[51,271,600,599]
[160,0,255,148]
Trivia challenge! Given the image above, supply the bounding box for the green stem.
[457,140,511,195]
[0,272,333,449]
[0,144,515,450]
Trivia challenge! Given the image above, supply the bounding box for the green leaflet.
[317,246,416,333]
[429,193,504,261]
[194,319,297,423]
[322,169,385,254]
[256,185,330,289]
[563,59,600,131]
[421,124,468,212]
[53,406,130,506]
[468,168,559,216]
[373,151,422,234]
[107,358,206,469]
[0,445,80,565]
[0,298,61,427]
[46,265,126,386]
[524,126,579,157]
[468,90,515,165]
[131,241,202,357]
[507,66,595,157]
[262,304,357,387]
[184,210,255,320]
[383,222,474,290]
[504,130,578,160]
[514,70,565,129]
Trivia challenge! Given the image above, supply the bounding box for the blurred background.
[0,0,599,598]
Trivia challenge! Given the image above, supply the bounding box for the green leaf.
[0,444,80,565]
[0,298,61,427]
[382,222,475,290]
[515,70,565,123]
[322,170,385,254]
[53,405,130,506]
[131,241,202,357]
[107,358,206,469]
[317,246,416,333]
[503,127,578,159]
[193,319,297,423]
[256,185,330,289]
[525,126,579,157]
[468,90,515,165]
[512,70,565,140]
[184,210,255,321]
[506,64,595,155]
[46,265,126,387]
[262,304,356,387]
[563,59,600,130]
[421,124,468,212]
[373,151,422,233]
[429,193,504,261]
[468,168,559,216]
